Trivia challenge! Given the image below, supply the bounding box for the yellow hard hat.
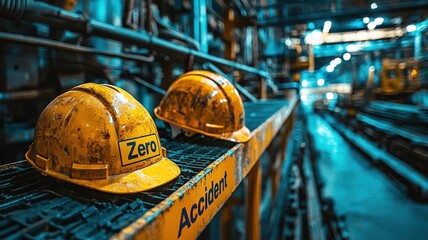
[25,83,180,194]
[154,70,252,143]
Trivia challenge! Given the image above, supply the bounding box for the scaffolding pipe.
[0,0,270,79]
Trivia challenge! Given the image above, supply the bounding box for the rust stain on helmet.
[155,70,252,143]
[26,83,180,194]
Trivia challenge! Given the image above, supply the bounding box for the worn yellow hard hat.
[26,83,180,194]
[154,70,252,143]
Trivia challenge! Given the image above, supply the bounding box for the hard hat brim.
[224,125,252,143]
[155,107,252,143]
[26,151,181,194]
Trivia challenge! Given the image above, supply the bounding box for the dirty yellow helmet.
[25,83,180,194]
[154,70,251,143]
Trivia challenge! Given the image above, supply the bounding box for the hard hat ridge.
[155,70,252,143]
[26,83,180,194]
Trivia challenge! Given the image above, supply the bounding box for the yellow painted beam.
[246,160,261,240]
[112,98,298,240]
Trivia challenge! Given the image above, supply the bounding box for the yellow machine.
[155,70,252,143]
[378,58,420,95]
[26,83,180,194]
[49,0,79,11]
[345,58,421,117]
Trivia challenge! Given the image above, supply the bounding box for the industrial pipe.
[130,75,166,95]
[0,0,270,79]
[0,32,154,63]
[0,88,56,101]
[203,62,259,102]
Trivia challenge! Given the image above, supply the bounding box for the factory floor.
[306,113,428,240]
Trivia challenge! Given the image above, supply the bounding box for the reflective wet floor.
[307,113,428,240]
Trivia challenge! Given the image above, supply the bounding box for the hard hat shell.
[154,70,252,143]
[26,83,180,194]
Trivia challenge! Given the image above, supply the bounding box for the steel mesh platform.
[0,101,290,240]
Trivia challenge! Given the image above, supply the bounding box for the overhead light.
[374,17,384,25]
[326,92,335,100]
[371,3,378,9]
[304,32,311,44]
[310,30,323,45]
[326,65,334,72]
[406,24,417,32]
[330,57,342,67]
[367,22,376,30]
[334,57,342,65]
[305,30,323,45]
[301,80,309,87]
[317,78,325,87]
[363,17,370,24]
[323,20,332,33]
[343,52,351,61]
[300,94,308,101]
[346,44,360,52]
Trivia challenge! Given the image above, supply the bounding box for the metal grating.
[0,101,288,239]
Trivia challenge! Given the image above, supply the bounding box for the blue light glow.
[363,17,370,24]
[331,57,342,67]
[406,24,417,32]
[302,80,309,87]
[374,17,384,25]
[305,30,323,45]
[300,94,308,101]
[323,21,332,33]
[367,22,376,30]
[346,44,360,52]
[343,53,351,61]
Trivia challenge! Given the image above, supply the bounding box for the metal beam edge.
[113,98,298,240]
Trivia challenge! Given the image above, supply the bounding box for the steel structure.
[0,99,298,239]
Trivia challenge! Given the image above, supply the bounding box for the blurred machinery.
[327,43,428,202]
[377,58,420,98]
